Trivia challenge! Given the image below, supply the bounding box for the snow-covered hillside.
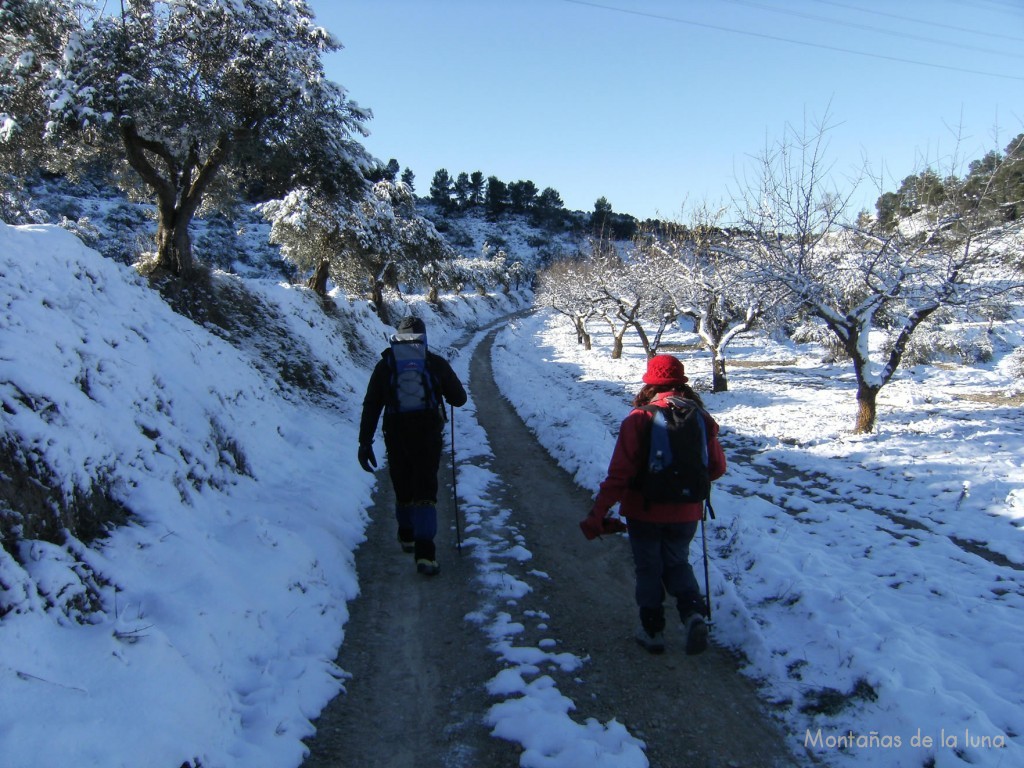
[0,221,528,767]
[21,175,596,280]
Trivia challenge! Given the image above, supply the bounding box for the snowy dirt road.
[301,328,801,768]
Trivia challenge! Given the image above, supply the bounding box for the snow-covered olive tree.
[538,234,682,360]
[38,0,371,276]
[261,180,454,324]
[612,235,683,358]
[0,1,84,178]
[736,115,1024,432]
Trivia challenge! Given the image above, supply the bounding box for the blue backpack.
[388,332,439,414]
[636,396,711,504]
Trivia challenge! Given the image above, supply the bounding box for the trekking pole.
[701,496,716,623]
[450,403,463,554]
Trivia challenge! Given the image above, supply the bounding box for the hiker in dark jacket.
[358,316,467,576]
[581,354,726,655]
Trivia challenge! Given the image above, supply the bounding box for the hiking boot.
[635,626,665,654]
[683,612,709,656]
[416,559,440,576]
[397,527,415,554]
[413,539,436,562]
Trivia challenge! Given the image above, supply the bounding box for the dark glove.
[580,512,603,541]
[580,509,627,540]
[358,444,377,473]
[602,515,628,535]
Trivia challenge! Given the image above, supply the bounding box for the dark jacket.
[359,349,467,446]
[593,390,726,523]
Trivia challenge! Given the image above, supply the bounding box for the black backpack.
[387,332,439,414]
[635,396,711,505]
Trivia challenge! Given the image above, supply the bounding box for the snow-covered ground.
[490,311,1024,768]
[0,222,531,767]
[1,221,1022,767]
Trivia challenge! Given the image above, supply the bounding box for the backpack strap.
[632,404,661,483]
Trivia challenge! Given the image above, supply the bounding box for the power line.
[955,0,1024,20]
[722,0,1024,58]
[810,0,1024,45]
[560,0,1024,82]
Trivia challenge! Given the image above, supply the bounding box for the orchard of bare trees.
[537,117,1024,434]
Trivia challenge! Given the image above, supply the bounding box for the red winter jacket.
[592,390,726,523]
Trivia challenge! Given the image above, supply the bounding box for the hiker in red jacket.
[581,354,726,655]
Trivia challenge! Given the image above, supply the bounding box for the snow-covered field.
[1,221,1021,767]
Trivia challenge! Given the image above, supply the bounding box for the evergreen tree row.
[875,134,1024,229]
[427,168,567,225]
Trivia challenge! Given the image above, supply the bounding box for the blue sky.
[309,0,1024,221]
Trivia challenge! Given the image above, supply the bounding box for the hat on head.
[397,316,426,335]
[642,354,688,386]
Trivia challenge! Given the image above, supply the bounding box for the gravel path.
[301,328,802,768]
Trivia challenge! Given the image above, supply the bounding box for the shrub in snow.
[0,436,129,621]
[57,216,101,250]
[890,327,995,367]
[0,437,121,548]
[93,202,153,264]
[0,185,49,225]
[443,222,476,248]
[1010,347,1024,380]
[790,322,849,363]
[194,214,246,272]
[46,195,85,222]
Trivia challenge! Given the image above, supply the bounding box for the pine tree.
[468,171,485,206]
[992,134,1024,221]
[508,180,538,212]
[429,169,454,211]
[485,176,508,219]
[592,196,613,232]
[453,172,471,209]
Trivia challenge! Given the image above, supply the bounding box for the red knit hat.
[642,354,689,385]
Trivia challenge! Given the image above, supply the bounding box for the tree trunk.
[711,353,728,392]
[633,322,652,357]
[611,334,624,360]
[120,124,233,279]
[427,285,439,304]
[854,382,879,434]
[154,212,194,276]
[307,259,330,295]
[371,280,390,326]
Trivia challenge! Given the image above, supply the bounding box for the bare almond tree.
[736,113,1023,432]
[654,206,772,392]
[535,259,598,350]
